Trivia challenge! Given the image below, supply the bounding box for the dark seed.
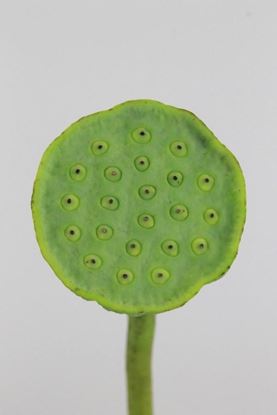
[69,230,75,235]
[67,198,72,204]
[75,169,80,174]
[122,273,128,279]
[158,273,164,278]
[130,244,136,249]
[140,131,145,136]
[204,178,210,183]
[168,245,173,249]
[173,176,178,180]
[98,145,103,149]
[109,199,114,204]
[177,145,182,150]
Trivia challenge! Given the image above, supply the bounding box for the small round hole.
[132,128,151,143]
[91,140,109,155]
[117,269,135,285]
[161,240,179,256]
[138,185,156,200]
[134,156,150,171]
[204,208,219,224]
[84,254,102,269]
[96,224,113,240]
[126,240,142,256]
[167,171,183,187]
[151,268,171,285]
[70,164,87,181]
[170,141,187,157]
[191,238,208,255]
[104,166,122,182]
[170,204,188,221]
[138,214,155,229]
[198,174,215,191]
[64,225,81,242]
[101,196,119,210]
[61,194,80,211]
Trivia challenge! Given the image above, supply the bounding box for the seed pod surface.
[32,100,246,314]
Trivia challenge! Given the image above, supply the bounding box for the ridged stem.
[126,314,156,415]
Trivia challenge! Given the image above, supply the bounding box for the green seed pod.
[31,100,246,314]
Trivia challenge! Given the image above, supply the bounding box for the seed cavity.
[64,225,81,241]
[132,127,151,144]
[104,166,122,182]
[96,224,113,240]
[117,269,135,285]
[61,194,80,211]
[167,171,183,187]
[126,239,142,256]
[91,140,109,155]
[101,196,119,210]
[204,208,219,224]
[170,204,189,221]
[138,185,156,200]
[191,238,208,255]
[151,268,171,285]
[134,156,150,172]
[170,141,187,157]
[70,163,87,181]
[198,174,215,191]
[138,214,155,229]
[84,254,102,269]
[161,240,179,256]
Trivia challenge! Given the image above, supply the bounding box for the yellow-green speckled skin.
[32,100,246,314]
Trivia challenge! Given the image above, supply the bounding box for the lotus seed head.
[32,99,246,314]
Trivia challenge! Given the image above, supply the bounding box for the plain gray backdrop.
[1,1,277,414]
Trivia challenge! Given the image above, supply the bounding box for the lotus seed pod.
[31,100,246,314]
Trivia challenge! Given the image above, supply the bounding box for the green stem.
[126,314,156,415]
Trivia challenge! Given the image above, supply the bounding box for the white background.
[1,1,277,414]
